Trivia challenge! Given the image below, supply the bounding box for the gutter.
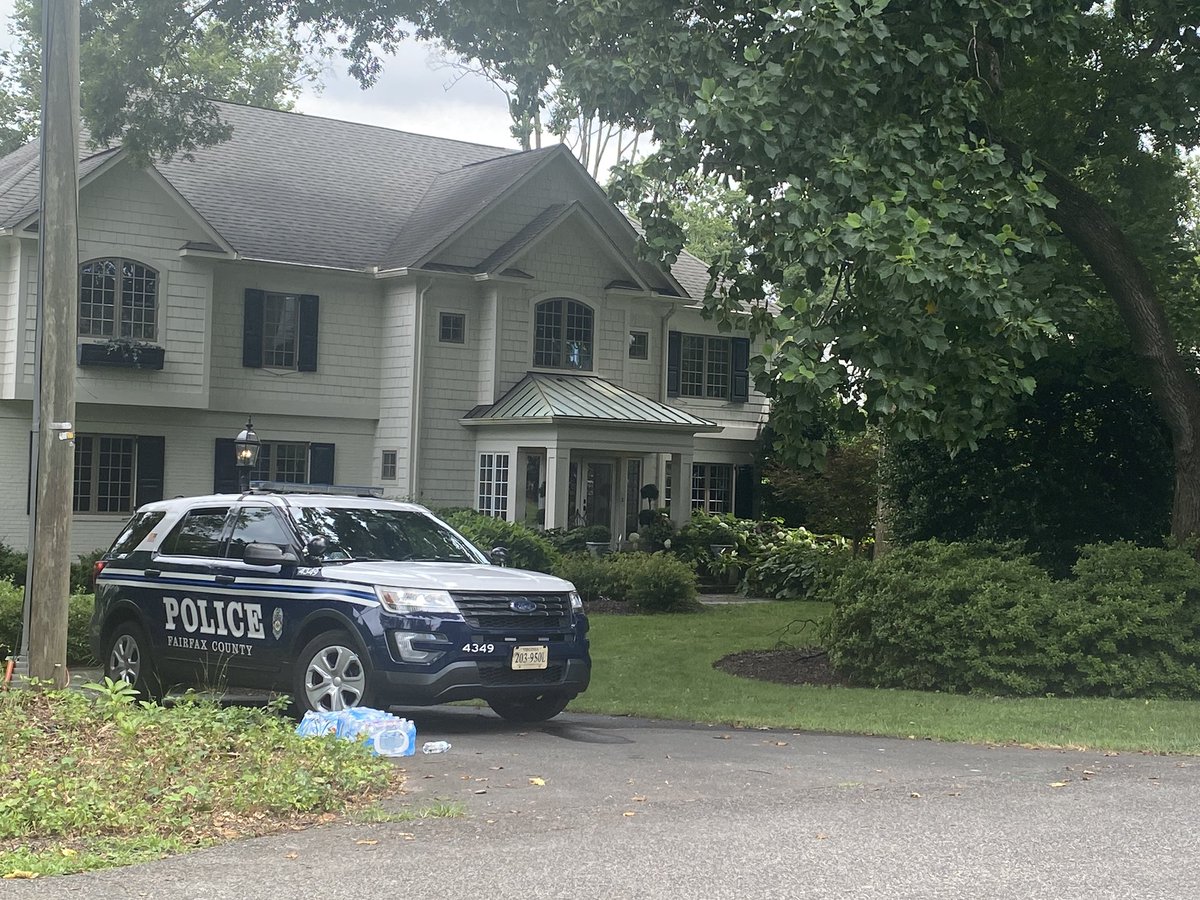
[407,277,433,498]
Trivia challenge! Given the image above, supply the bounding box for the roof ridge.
[208,98,520,155]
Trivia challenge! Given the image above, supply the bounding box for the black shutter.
[297,294,319,372]
[243,289,264,368]
[734,465,756,519]
[214,438,241,493]
[309,443,335,485]
[731,337,750,403]
[135,436,166,507]
[667,331,682,397]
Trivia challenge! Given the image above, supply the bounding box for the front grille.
[452,593,571,632]
[478,663,566,686]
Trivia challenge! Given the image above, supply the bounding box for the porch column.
[544,447,572,530]
[641,454,659,508]
[505,446,520,523]
[669,451,693,528]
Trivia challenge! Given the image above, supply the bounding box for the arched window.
[79,258,159,341]
[533,298,593,370]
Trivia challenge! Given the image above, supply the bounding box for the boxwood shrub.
[822,540,1200,699]
[438,509,561,574]
[553,551,700,613]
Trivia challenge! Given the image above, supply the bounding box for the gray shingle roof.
[152,102,517,270]
[0,140,122,229]
[0,102,708,299]
[380,146,559,270]
[463,372,720,431]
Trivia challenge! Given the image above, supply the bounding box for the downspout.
[407,278,432,500]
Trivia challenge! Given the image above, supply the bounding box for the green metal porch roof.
[462,373,721,432]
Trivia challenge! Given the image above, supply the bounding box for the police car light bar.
[248,482,386,498]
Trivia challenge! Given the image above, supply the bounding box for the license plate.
[511,645,548,670]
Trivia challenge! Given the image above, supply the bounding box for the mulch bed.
[713,647,853,688]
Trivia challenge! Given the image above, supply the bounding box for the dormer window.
[79,258,158,341]
[534,298,593,370]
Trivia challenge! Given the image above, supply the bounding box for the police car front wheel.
[487,691,571,723]
[294,630,374,713]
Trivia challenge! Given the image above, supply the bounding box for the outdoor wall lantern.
[234,416,261,491]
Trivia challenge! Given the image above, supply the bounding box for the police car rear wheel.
[295,630,373,713]
[103,621,163,701]
[487,692,571,723]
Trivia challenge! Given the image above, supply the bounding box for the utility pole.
[20,0,80,688]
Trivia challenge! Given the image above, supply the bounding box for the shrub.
[1054,543,1200,698]
[823,539,1200,699]
[70,549,105,594]
[439,509,561,573]
[553,553,624,603]
[0,583,95,666]
[822,541,1061,695]
[544,525,611,555]
[744,538,851,600]
[607,552,700,613]
[0,543,27,587]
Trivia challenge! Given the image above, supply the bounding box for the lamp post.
[234,416,261,491]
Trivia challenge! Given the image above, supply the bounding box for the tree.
[882,341,1174,572]
[761,429,878,554]
[555,0,1200,540]
[0,0,325,159]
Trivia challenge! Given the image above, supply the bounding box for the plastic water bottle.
[421,740,451,754]
[371,719,416,757]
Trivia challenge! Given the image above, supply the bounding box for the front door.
[569,460,614,534]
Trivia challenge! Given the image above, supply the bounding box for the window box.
[77,340,165,370]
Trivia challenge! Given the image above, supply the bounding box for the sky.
[0,0,524,152]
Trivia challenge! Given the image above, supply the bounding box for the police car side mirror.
[305,536,328,561]
[244,543,299,567]
[489,546,510,567]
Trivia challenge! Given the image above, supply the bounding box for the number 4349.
[461,642,495,654]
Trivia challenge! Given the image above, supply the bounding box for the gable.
[78,160,220,260]
[425,151,681,294]
[502,211,645,294]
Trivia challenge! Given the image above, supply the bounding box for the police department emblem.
[272,607,284,640]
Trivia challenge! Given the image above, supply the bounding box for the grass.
[0,681,404,879]
[571,603,1200,754]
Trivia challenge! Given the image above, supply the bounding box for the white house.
[0,102,768,555]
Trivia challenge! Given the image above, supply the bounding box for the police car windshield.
[289,507,483,564]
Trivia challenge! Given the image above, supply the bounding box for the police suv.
[89,485,591,722]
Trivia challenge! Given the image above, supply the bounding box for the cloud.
[298,39,519,149]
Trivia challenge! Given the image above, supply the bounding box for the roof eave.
[460,414,721,433]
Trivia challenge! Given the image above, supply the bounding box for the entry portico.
[462,373,720,536]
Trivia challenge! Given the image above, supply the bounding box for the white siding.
[0,400,374,555]
[17,163,217,407]
[415,280,488,509]
[0,236,18,397]
[668,306,769,442]
[374,280,417,498]
[209,262,381,420]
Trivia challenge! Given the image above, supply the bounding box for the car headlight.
[569,590,583,610]
[375,586,459,615]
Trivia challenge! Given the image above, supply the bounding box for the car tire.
[293,629,374,714]
[487,691,571,723]
[102,620,163,701]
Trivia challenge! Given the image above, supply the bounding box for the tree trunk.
[1039,167,1200,541]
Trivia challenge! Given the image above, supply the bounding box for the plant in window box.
[77,335,165,370]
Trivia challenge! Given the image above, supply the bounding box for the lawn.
[572,603,1200,755]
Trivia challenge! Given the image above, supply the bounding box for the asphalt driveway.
[12,708,1200,899]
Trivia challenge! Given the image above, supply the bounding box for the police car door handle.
[144,568,161,578]
[215,574,236,584]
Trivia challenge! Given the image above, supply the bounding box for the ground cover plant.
[576,604,1200,754]
[0,682,404,878]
